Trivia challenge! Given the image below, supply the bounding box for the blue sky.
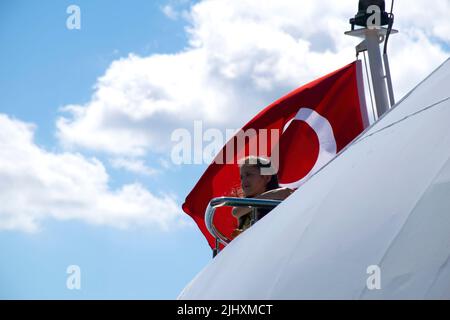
[0,0,210,299]
[1,1,183,144]
[1,0,449,299]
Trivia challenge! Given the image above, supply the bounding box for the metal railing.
[205,197,282,257]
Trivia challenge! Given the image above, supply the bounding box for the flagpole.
[345,0,398,120]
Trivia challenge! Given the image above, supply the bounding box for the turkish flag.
[183,61,368,249]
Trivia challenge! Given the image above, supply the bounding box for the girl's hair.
[239,156,280,193]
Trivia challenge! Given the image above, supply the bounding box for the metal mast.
[346,0,397,119]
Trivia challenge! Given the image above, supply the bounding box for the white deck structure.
[179,58,450,299]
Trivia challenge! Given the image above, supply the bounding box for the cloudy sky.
[1,0,449,298]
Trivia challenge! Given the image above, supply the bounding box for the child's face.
[239,165,271,197]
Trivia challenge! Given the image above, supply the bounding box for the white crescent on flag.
[279,108,337,189]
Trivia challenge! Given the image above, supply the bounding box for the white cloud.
[162,5,179,20]
[0,114,189,233]
[161,0,193,21]
[110,157,159,176]
[394,0,450,43]
[57,0,450,157]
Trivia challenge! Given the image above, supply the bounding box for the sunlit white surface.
[179,58,450,299]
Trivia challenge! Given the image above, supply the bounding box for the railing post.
[250,207,258,227]
[205,197,282,256]
[213,238,219,258]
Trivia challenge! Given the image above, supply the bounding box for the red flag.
[183,61,368,249]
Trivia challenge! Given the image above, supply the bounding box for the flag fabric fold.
[183,61,368,249]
